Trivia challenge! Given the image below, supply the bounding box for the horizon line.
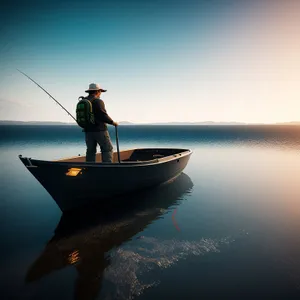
[1,120,300,125]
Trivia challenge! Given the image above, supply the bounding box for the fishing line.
[17,69,77,123]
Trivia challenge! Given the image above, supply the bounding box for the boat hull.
[19,148,192,211]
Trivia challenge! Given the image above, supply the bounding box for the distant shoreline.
[1,120,300,126]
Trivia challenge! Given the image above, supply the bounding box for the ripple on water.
[103,236,235,300]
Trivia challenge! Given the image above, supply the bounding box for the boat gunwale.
[19,149,192,168]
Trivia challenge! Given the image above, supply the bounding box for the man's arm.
[94,99,115,125]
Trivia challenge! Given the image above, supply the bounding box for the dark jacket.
[84,95,114,132]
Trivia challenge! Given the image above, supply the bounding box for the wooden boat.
[18,147,192,212]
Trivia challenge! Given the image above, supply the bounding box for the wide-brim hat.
[85,83,107,93]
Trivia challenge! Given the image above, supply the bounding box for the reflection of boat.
[25,173,193,300]
[18,148,192,212]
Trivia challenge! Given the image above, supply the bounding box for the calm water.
[1,125,300,300]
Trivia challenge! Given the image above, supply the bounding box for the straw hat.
[85,83,107,93]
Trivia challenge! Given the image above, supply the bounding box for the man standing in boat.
[83,83,118,163]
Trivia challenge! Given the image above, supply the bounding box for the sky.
[0,0,299,124]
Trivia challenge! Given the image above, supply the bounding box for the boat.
[16,70,192,212]
[25,173,193,298]
[18,147,192,212]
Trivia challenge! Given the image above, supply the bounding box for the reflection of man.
[74,252,111,300]
[25,244,111,300]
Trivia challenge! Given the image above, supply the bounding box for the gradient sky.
[0,0,299,123]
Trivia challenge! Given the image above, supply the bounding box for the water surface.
[1,125,300,299]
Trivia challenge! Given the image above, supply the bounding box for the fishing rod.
[18,69,122,162]
[17,69,77,123]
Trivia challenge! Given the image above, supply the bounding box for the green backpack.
[76,96,95,128]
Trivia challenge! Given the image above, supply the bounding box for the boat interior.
[55,148,187,163]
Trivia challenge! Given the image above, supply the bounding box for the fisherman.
[83,83,118,163]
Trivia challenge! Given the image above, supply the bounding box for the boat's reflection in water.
[25,173,194,300]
